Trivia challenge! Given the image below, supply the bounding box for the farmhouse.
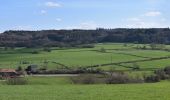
[0,68,18,78]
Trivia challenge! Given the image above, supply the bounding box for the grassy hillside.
[1,43,170,100]
[1,43,170,71]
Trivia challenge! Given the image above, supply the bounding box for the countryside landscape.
[1,29,170,100]
[1,0,170,100]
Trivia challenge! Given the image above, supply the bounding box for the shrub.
[37,67,103,74]
[16,66,26,75]
[128,76,144,83]
[31,50,39,54]
[43,47,51,52]
[0,76,2,80]
[99,47,106,53]
[105,72,144,84]
[154,69,168,80]
[141,45,146,50]
[70,72,148,84]
[6,78,28,85]
[70,74,96,84]
[105,72,129,84]
[164,66,170,75]
[144,75,160,83]
[16,66,23,71]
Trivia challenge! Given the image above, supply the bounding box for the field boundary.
[86,56,170,68]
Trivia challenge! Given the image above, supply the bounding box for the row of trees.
[0,28,170,47]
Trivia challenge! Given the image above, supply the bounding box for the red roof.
[0,69,16,73]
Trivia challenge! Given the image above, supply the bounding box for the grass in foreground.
[0,77,170,100]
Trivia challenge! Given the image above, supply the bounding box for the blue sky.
[0,0,170,32]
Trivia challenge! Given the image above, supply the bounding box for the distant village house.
[0,68,18,78]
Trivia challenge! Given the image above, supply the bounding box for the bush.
[70,72,162,84]
[164,66,170,75]
[6,78,28,85]
[70,74,96,84]
[105,72,144,84]
[105,72,129,84]
[144,75,160,83]
[99,47,106,53]
[154,69,168,80]
[43,47,51,52]
[31,50,39,54]
[16,66,26,75]
[70,72,144,84]
[0,76,2,80]
[128,76,144,83]
[36,67,103,74]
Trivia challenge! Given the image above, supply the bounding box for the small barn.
[0,69,18,78]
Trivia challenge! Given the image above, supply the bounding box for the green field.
[1,43,170,100]
[1,43,170,71]
[0,77,170,100]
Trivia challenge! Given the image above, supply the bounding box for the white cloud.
[123,10,169,28]
[11,25,33,30]
[127,17,141,21]
[126,21,163,28]
[125,17,168,28]
[66,21,98,29]
[45,1,61,8]
[80,22,97,29]
[40,10,47,14]
[144,11,161,17]
[56,18,62,22]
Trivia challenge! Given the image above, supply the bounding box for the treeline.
[0,28,170,47]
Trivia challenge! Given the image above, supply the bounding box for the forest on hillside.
[0,28,170,47]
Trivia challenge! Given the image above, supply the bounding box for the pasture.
[0,76,170,100]
[1,43,170,100]
[0,43,170,71]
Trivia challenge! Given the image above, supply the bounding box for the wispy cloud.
[127,17,141,21]
[125,20,166,28]
[66,21,98,29]
[11,25,33,30]
[79,22,97,29]
[124,11,167,28]
[45,1,61,8]
[40,10,47,14]
[56,18,62,22]
[125,17,168,28]
[144,11,161,17]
